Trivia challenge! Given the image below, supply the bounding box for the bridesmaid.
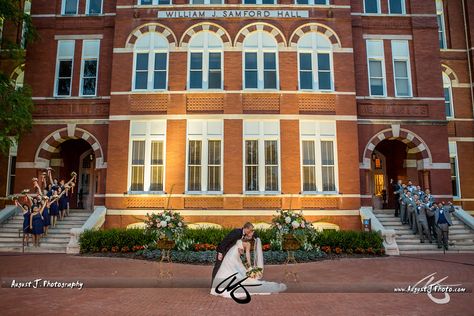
[15,200,31,246]
[29,202,45,247]
[49,189,60,227]
[42,196,51,236]
[58,186,67,220]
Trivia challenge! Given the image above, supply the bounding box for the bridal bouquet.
[246,267,263,279]
[144,210,187,241]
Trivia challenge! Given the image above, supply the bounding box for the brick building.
[1,0,473,230]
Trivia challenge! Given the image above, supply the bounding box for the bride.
[210,237,286,299]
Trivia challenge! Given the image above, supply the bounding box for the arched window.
[188,32,223,90]
[243,31,278,90]
[443,72,454,118]
[297,33,333,91]
[15,70,24,89]
[133,32,169,91]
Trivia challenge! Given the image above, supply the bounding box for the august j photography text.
[9,279,84,290]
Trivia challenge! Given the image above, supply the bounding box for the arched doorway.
[361,127,433,209]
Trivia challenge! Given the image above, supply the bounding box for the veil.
[253,237,264,270]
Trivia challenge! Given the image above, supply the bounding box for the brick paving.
[0,253,473,315]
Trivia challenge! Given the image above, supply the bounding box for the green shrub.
[79,228,155,253]
[312,230,383,251]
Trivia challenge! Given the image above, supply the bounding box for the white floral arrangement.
[271,209,316,246]
[144,210,187,240]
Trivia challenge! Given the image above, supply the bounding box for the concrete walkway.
[0,253,473,315]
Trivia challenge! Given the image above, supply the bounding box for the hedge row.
[79,228,384,254]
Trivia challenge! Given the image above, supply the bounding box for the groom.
[211,222,258,282]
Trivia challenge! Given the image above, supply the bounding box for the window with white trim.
[80,40,100,96]
[6,140,17,196]
[129,121,166,192]
[449,142,460,198]
[61,0,79,15]
[191,0,223,3]
[20,1,31,49]
[243,31,278,90]
[243,0,275,4]
[188,32,223,90]
[86,0,103,15]
[55,40,75,97]
[295,0,328,4]
[298,33,333,91]
[133,32,168,91]
[244,121,280,193]
[300,121,337,193]
[186,120,223,193]
[388,0,405,14]
[366,40,386,96]
[364,0,380,13]
[436,0,447,49]
[443,73,454,118]
[391,40,412,97]
[139,0,172,5]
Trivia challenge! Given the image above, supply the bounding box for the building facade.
[2,0,473,229]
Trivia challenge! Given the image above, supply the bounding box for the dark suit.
[435,205,455,249]
[211,228,259,282]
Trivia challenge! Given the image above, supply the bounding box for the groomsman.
[435,201,456,250]
[391,179,402,217]
[424,189,435,205]
[416,200,432,243]
[427,202,438,240]
[405,191,416,232]
[400,187,409,224]
[406,181,415,193]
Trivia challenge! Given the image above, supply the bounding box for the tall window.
[300,121,337,192]
[389,0,405,14]
[296,0,328,4]
[298,33,333,91]
[243,31,278,90]
[86,0,103,15]
[436,0,447,49]
[244,121,280,193]
[133,32,168,91]
[188,32,223,90]
[6,140,17,196]
[80,40,100,96]
[20,1,31,48]
[129,121,166,192]
[449,142,460,197]
[55,40,75,97]
[364,0,380,13]
[443,73,454,118]
[391,40,412,97]
[366,40,386,96]
[243,0,275,3]
[186,120,223,193]
[139,0,172,4]
[61,0,78,15]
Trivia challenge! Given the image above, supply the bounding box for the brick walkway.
[0,253,473,315]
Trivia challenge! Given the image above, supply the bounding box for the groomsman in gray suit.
[400,187,409,224]
[416,200,432,243]
[435,201,456,250]
[405,192,416,233]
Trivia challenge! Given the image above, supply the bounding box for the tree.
[0,0,36,155]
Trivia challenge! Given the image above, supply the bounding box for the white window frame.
[61,0,79,15]
[388,0,406,14]
[79,39,100,97]
[443,73,454,118]
[243,32,279,91]
[5,139,17,196]
[299,121,338,194]
[242,0,276,4]
[187,32,224,90]
[128,121,167,193]
[190,0,224,4]
[294,0,329,4]
[366,39,386,97]
[297,33,334,91]
[363,0,381,14]
[132,34,169,91]
[449,142,461,198]
[86,0,103,15]
[185,120,224,194]
[243,121,281,194]
[138,0,172,5]
[54,40,75,97]
[391,40,412,98]
[437,0,447,49]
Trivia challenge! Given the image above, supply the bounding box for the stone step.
[396,239,474,246]
[396,233,474,240]
[398,244,474,251]
[0,227,72,234]
[0,246,66,253]
[7,219,88,225]
[0,223,83,229]
[0,237,69,244]
[0,232,70,238]
[400,249,474,254]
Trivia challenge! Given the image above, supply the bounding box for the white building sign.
[158,10,309,19]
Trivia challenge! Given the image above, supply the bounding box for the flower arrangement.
[262,244,271,252]
[144,210,187,241]
[246,266,263,279]
[194,243,217,252]
[271,209,315,246]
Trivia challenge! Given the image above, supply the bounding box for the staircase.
[373,209,474,254]
[0,209,92,253]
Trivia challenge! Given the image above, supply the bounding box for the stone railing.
[453,206,474,231]
[360,207,400,256]
[0,205,20,225]
[66,206,107,254]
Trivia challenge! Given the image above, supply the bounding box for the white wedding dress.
[210,238,287,298]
